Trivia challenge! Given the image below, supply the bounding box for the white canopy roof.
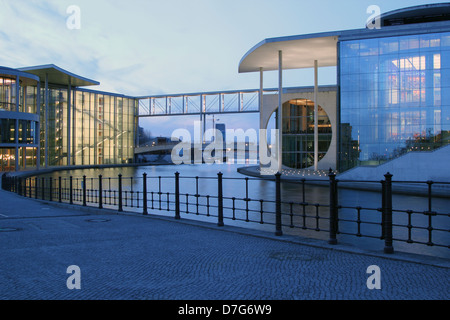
[238,31,341,73]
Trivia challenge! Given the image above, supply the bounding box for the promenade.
[0,179,448,300]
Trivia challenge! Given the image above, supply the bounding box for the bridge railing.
[2,171,449,255]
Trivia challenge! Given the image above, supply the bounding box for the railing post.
[275,172,283,236]
[328,171,338,245]
[41,177,45,200]
[217,172,224,227]
[143,173,148,215]
[118,174,123,212]
[49,177,53,202]
[98,175,103,209]
[380,180,386,239]
[82,175,87,206]
[58,177,62,203]
[174,172,180,220]
[383,172,394,254]
[69,176,73,204]
[18,178,22,196]
[426,180,435,247]
[426,180,433,213]
[35,177,38,199]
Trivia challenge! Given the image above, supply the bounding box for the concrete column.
[259,67,264,128]
[259,67,264,114]
[278,50,283,173]
[314,60,319,171]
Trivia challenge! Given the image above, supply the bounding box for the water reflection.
[42,163,449,259]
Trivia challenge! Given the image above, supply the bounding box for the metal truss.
[136,88,272,117]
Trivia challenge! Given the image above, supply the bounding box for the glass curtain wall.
[0,74,39,171]
[72,90,135,166]
[0,77,16,112]
[0,76,37,113]
[0,148,15,171]
[42,87,68,167]
[340,32,450,171]
[40,88,135,168]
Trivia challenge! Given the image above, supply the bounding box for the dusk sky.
[0,0,444,138]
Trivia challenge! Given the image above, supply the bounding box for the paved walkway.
[0,183,448,300]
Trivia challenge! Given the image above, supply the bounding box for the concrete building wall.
[260,88,338,170]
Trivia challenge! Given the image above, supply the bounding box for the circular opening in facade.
[282,99,332,169]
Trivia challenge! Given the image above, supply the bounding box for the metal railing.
[2,171,449,254]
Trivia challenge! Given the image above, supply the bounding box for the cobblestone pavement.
[0,188,448,301]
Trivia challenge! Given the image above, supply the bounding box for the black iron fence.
[1,171,449,254]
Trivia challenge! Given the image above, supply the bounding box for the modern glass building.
[0,67,40,172]
[339,27,450,171]
[0,65,136,172]
[239,3,450,175]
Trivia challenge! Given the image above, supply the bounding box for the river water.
[41,163,449,259]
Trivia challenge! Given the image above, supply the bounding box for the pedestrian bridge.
[136,88,286,117]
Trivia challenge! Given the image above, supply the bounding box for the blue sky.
[0,0,445,138]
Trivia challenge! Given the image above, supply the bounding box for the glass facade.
[0,77,17,112]
[282,99,332,169]
[0,71,39,171]
[39,88,136,167]
[0,67,137,172]
[340,32,450,171]
[0,148,15,171]
[72,91,136,166]
[0,76,38,113]
[43,87,68,166]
